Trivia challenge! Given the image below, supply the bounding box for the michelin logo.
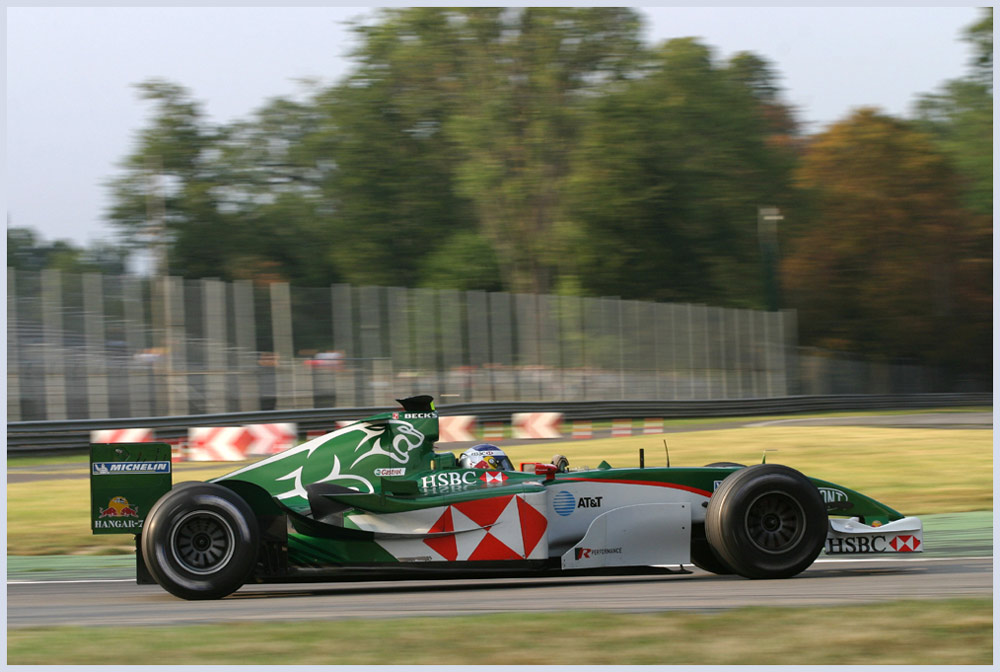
[92,462,171,475]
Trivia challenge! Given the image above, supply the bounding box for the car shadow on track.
[220,573,697,601]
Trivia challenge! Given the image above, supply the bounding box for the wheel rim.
[169,510,236,575]
[744,490,806,554]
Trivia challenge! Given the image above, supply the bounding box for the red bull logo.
[98,495,139,518]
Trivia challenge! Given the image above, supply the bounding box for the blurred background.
[6,7,992,421]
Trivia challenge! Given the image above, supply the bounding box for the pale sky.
[5,6,982,250]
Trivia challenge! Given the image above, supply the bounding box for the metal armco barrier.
[6,393,992,455]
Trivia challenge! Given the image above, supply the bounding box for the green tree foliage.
[310,8,644,293]
[7,227,128,274]
[444,8,645,294]
[782,109,990,372]
[107,81,340,285]
[305,9,477,287]
[567,39,798,305]
[914,8,992,216]
[106,80,225,277]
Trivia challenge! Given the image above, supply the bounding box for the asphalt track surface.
[7,556,992,628]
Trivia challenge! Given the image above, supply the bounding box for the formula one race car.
[90,396,923,600]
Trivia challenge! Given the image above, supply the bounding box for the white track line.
[7,578,135,585]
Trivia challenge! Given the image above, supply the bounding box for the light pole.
[757,206,783,312]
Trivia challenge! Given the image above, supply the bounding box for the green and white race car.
[90,395,923,600]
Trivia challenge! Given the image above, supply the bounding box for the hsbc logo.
[825,534,922,554]
[420,471,477,491]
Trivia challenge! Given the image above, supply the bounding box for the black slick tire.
[704,464,827,579]
[141,483,259,600]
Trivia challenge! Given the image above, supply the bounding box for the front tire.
[689,528,734,575]
[705,464,827,579]
[141,483,259,600]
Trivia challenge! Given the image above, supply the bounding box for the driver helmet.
[459,444,514,471]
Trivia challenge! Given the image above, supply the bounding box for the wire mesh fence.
[6,268,958,421]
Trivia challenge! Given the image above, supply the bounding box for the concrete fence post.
[203,278,227,414]
[83,273,109,418]
[41,269,67,419]
[232,280,260,412]
[7,269,20,422]
[123,276,151,417]
[162,275,189,417]
[270,282,295,410]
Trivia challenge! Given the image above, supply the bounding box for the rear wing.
[90,443,172,535]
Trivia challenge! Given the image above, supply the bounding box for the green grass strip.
[7,598,991,665]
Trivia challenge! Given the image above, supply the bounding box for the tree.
[7,227,128,274]
[566,38,798,305]
[312,8,645,293]
[914,8,992,216]
[106,80,225,277]
[782,108,990,372]
[107,81,341,285]
[305,9,477,287]
[445,8,645,294]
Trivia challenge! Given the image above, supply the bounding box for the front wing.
[824,516,924,555]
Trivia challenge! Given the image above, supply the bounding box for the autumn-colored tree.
[783,108,990,373]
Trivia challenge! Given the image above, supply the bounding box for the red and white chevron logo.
[890,535,921,552]
[480,471,508,484]
[423,495,548,561]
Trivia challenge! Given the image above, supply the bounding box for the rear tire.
[142,483,259,600]
[705,464,827,579]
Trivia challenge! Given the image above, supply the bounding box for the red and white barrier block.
[165,438,188,463]
[90,428,153,444]
[643,418,664,435]
[439,416,477,443]
[611,419,633,437]
[572,420,592,439]
[483,422,505,442]
[512,412,563,440]
[187,423,297,462]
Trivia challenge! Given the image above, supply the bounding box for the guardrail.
[7,393,991,455]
